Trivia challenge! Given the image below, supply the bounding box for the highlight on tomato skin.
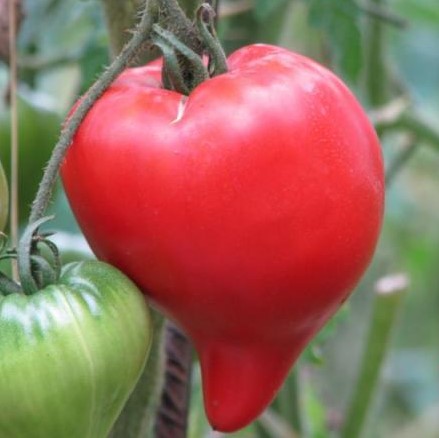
[61,43,384,433]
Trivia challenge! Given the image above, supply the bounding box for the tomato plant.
[62,43,384,432]
[0,259,152,438]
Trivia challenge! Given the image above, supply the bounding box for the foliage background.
[0,0,438,437]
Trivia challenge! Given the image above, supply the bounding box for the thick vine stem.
[28,0,160,224]
[155,0,202,56]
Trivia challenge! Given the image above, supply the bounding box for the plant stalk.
[8,0,19,280]
[341,274,408,438]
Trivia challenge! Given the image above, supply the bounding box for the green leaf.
[308,0,362,82]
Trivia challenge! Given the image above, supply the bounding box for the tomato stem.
[154,38,191,94]
[196,3,228,76]
[155,0,202,58]
[17,216,54,295]
[152,3,228,94]
[152,24,209,94]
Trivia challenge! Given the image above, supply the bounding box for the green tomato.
[0,160,7,230]
[0,260,152,438]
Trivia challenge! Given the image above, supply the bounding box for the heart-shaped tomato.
[0,261,152,438]
[61,44,384,432]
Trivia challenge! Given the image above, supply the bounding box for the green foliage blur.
[0,0,438,437]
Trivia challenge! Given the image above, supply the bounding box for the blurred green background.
[0,0,438,437]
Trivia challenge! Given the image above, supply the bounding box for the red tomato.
[61,44,384,432]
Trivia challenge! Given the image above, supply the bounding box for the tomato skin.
[61,44,384,432]
[0,261,152,438]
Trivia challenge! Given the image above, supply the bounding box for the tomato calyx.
[152,25,208,95]
[18,216,61,294]
[195,4,228,78]
[152,2,227,95]
[0,216,61,296]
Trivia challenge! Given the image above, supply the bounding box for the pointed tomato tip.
[207,399,265,433]
[199,341,298,433]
